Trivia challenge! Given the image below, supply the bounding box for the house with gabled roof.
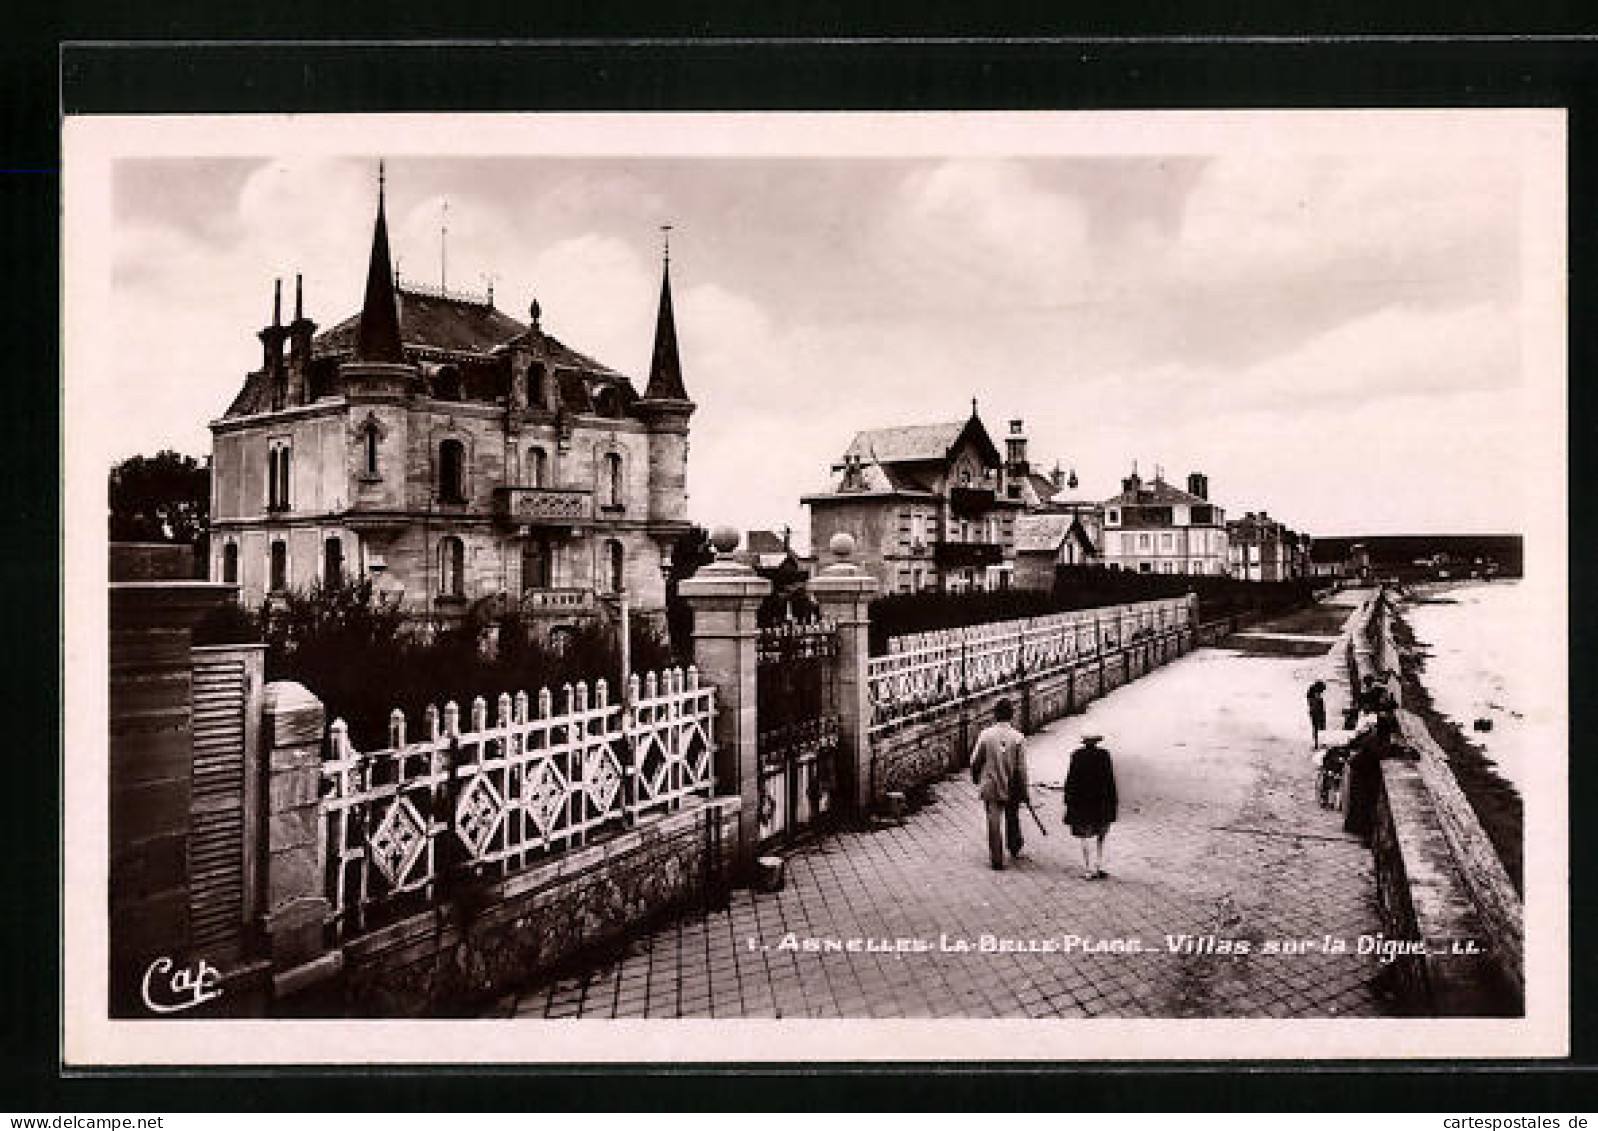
[208,166,694,632]
[1099,468,1230,576]
[802,404,1024,594]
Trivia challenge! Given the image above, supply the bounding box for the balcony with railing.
[494,486,593,527]
[521,587,599,615]
[934,539,1004,568]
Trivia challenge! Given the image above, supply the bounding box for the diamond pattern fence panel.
[321,666,716,940]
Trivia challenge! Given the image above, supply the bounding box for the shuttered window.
[188,648,261,965]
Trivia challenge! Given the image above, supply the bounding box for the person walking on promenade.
[1306,680,1328,749]
[1063,734,1119,880]
[970,698,1029,871]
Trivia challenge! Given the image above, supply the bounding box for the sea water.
[1401,580,1548,793]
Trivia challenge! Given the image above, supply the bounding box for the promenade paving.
[494,597,1397,1019]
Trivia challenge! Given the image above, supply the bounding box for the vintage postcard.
[63,109,1568,1064]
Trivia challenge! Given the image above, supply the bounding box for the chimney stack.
[286,273,317,406]
[1187,472,1209,500]
[259,278,289,406]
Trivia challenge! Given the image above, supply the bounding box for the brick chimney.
[1187,472,1209,500]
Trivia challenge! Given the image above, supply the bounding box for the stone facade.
[209,174,694,635]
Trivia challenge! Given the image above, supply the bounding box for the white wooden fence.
[321,667,716,937]
[866,597,1193,732]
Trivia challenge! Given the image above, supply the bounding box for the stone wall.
[867,625,1194,805]
[325,796,741,1016]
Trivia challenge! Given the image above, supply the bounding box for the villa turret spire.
[355,161,404,363]
[643,226,689,402]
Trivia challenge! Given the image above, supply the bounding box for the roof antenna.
[971,397,979,418]
[440,198,449,293]
[661,223,673,265]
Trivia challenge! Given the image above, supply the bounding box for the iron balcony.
[934,539,1004,568]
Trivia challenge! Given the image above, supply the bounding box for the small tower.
[1004,418,1029,479]
[356,162,404,364]
[635,227,695,529]
[341,163,418,401]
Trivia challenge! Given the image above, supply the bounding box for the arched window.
[267,441,292,511]
[522,537,550,590]
[269,540,288,593]
[438,536,465,598]
[604,452,624,507]
[606,539,625,594]
[527,446,548,488]
[439,439,466,503]
[324,537,344,587]
[221,542,239,584]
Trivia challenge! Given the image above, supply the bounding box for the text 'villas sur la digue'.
[756,933,1434,961]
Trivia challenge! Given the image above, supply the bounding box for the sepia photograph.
[61,108,1568,1064]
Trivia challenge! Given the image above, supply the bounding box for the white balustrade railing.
[321,666,716,937]
[867,597,1193,731]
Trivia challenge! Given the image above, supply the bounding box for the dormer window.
[594,385,624,418]
[434,364,463,401]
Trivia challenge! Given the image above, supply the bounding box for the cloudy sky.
[96,113,1561,548]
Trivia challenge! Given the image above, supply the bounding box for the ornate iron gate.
[756,618,841,847]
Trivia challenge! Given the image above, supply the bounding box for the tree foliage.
[261,577,673,749]
[108,449,210,543]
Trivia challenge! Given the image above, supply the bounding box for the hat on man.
[1081,734,1103,745]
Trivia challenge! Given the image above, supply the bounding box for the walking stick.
[1024,799,1049,836]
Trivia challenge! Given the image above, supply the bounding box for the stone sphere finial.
[829,532,856,559]
[710,525,741,556]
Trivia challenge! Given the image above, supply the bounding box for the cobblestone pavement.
[495,600,1397,1019]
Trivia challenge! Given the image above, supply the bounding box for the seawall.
[1339,590,1523,1015]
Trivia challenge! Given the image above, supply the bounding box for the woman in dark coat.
[1063,734,1118,880]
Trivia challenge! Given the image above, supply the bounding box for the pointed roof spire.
[356,160,404,363]
[643,225,689,401]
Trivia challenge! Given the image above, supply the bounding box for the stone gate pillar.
[261,681,338,999]
[808,533,878,816]
[678,527,772,873]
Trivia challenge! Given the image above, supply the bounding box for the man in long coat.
[970,698,1030,871]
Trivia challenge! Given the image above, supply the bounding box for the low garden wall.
[331,796,741,1016]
